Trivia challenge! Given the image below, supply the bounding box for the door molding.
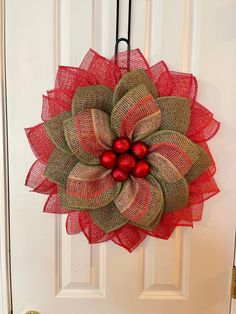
[0,0,12,312]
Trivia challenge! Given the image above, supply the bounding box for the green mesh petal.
[129,175,164,228]
[43,148,78,185]
[144,130,200,163]
[44,112,72,153]
[66,162,122,209]
[131,205,163,231]
[159,177,189,212]
[90,202,128,233]
[64,109,114,165]
[157,96,191,134]
[59,186,85,210]
[185,145,211,183]
[114,175,163,227]
[111,84,161,140]
[113,69,158,106]
[72,85,113,115]
[61,183,122,210]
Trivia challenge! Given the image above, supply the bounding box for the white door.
[4,0,236,313]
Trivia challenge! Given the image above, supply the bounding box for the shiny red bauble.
[112,137,131,154]
[131,141,149,159]
[100,150,117,169]
[117,153,136,173]
[112,168,128,182]
[132,160,150,178]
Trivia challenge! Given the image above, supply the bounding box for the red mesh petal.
[42,89,73,121]
[79,211,114,244]
[187,101,220,143]
[55,66,97,91]
[112,224,147,252]
[25,159,56,194]
[170,71,197,100]
[147,206,193,239]
[110,48,150,76]
[148,60,173,96]
[25,123,54,163]
[80,49,121,89]
[66,212,81,235]
[189,176,220,205]
[190,203,204,221]
[43,191,71,214]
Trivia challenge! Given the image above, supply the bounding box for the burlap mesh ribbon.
[25,48,220,252]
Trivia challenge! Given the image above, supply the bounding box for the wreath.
[25,49,220,252]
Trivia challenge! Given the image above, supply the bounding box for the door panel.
[5,0,236,313]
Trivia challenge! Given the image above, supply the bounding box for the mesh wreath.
[25,49,220,252]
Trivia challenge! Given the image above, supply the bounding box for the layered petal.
[131,199,164,231]
[185,145,211,183]
[67,163,121,209]
[159,178,189,212]
[157,96,191,134]
[80,49,121,89]
[64,109,114,165]
[148,142,193,183]
[25,123,54,163]
[189,175,219,205]
[44,148,78,185]
[66,212,81,235]
[111,84,161,141]
[190,203,204,221]
[42,89,73,121]
[110,48,149,75]
[187,101,220,143]
[59,186,88,210]
[148,60,173,96]
[55,66,97,91]
[45,111,71,153]
[112,224,147,252]
[145,130,200,183]
[79,211,115,243]
[90,203,128,233]
[72,85,113,115]
[113,69,157,106]
[170,71,197,100]
[147,206,193,239]
[25,159,56,194]
[114,176,163,227]
[43,191,71,214]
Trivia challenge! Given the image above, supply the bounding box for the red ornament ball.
[117,153,136,173]
[131,141,149,159]
[132,160,150,178]
[100,150,117,169]
[112,168,128,182]
[112,137,131,154]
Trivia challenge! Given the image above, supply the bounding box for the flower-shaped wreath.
[25,49,220,252]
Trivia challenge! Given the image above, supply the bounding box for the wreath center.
[100,138,150,182]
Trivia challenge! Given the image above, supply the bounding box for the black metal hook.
[115,0,132,70]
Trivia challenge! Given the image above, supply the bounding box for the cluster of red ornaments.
[100,137,150,182]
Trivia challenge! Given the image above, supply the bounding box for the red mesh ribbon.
[25,48,220,252]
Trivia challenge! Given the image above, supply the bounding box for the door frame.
[0,0,12,313]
